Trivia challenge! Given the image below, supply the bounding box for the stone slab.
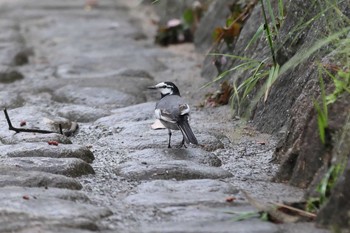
[0,168,82,190]
[0,142,94,163]
[0,157,94,177]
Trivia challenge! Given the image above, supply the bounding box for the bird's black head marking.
[150,81,181,98]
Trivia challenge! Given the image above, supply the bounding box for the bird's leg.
[178,136,187,148]
[167,129,172,148]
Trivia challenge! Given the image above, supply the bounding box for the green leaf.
[182,9,194,26]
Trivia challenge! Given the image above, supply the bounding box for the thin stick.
[59,124,63,135]
[270,202,317,218]
[4,108,59,134]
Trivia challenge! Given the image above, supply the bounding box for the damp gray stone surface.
[122,148,222,167]
[0,157,94,177]
[96,102,156,124]
[125,179,238,206]
[0,133,72,145]
[115,160,233,180]
[96,120,224,151]
[57,105,111,123]
[53,85,138,109]
[0,143,94,163]
[0,169,82,190]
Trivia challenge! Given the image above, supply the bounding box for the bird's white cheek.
[155,109,161,119]
[160,89,172,95]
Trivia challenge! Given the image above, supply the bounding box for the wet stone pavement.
[0,1,330,233]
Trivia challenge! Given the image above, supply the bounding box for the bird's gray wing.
[155,108,177,123]
[155,95,190,122]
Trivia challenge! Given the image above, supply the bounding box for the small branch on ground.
[3,108,78,136]
[241,190,300,223]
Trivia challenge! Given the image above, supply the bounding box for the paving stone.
[0,157,94,177]
[0,168,82,190]
[0,91,24,109]
[141,219,278,233]
[0,196,112,232]
[0,106,71,133]
[14,227,97,233]
[53,85,138,109]
[57,105,111,123]
[96,102,156,124]
[0,142,94,163]
[0,186,89,202]
[0,133,72,145]
[125,179,238,206]
[115,160,232,181]
[124,148,222,167]
[97,120,224,151]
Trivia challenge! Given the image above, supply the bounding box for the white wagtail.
[148,81,198,148]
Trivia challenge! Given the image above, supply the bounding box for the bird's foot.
[177,143,187,149]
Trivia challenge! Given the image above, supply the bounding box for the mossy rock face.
[316,116,350,230]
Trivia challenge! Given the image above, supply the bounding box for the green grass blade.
[314,101,326,144]
[264,63,280,102]
[266,0,278,33]
[279,26,350,76]
[208,53,259,63]
[278,0,284,19]
[201,61,260,89]
[244,24,264,51]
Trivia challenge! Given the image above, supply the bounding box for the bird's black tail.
[178,115,198,145]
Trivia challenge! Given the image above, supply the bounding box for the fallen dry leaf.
[225,196,236,203]
[48,141,59,146]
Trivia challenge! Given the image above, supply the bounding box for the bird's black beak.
[147,85,158,90]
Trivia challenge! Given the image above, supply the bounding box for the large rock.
[317,160,350,229]
[0,169,82,190]
[0,142,94,163]
[194,0,232,53]
[115,160,232,181]
[0,157,94,177]
[316,118,350,229]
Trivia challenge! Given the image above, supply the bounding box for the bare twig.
[270,202,317,219]
[4,108,58,134]
[59,124,63,135]
[241,190,300,223]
